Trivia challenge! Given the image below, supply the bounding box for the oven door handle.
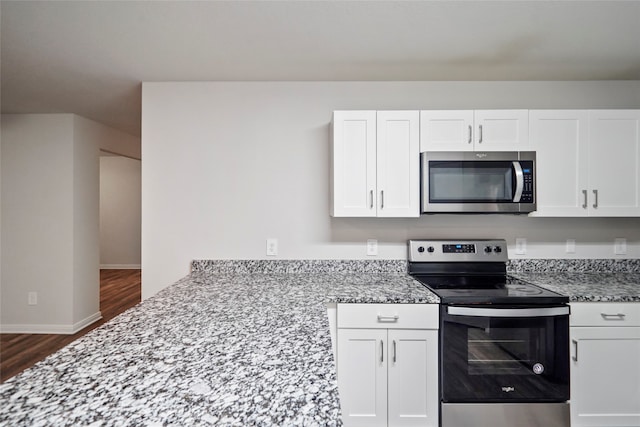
[447,306,570,318]
[512,161,524,203]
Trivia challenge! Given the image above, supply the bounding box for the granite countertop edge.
[1,260,637,427]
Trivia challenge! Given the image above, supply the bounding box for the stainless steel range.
[408,239,570,427]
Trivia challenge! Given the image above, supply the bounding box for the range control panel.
[408,239,509,263]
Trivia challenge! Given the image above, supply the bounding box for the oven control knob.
[427,246,435,253]
[417,246,425,253]
[493,246,503,253]
[484,246,492,253]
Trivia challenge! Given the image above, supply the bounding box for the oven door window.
[429,161,514,203]
[441,308,569,403]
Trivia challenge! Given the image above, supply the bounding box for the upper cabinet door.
[377,111,420,218]
[529,110,589,217]
[474,110,529,151]
[420,110,528,152]
[587,110,640,216]
[420,110,474,152]
[331,111,377,217]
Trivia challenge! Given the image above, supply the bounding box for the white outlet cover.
[566,239,576,254]
[266,238,278,256]
[367,239,378,256]
[614,238,627,255]
[515,238,527,255]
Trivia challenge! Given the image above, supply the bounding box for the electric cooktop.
[408,239,568,305]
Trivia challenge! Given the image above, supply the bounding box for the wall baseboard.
[100,264,141,269]
[0,311,102,335]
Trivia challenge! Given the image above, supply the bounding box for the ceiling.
[2,1,640,137]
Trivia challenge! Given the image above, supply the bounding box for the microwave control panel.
[520,161,535,203]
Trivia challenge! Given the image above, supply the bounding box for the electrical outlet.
[515,238,527,255]
[28,292,38,306]
[566,239,576,254]
[367,239,378,256]
[614,238,627,255]
[266,238,278,256]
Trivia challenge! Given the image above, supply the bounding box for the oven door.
[421,151,536,213]
[441,305,569,403]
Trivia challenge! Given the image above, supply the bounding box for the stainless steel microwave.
[421,151,536,214]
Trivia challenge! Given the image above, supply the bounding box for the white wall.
[1,114,76,329]
[141,81,640,299]
[100,155,141,268]
[0,113,135,333]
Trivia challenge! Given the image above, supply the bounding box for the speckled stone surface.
[506,259,640,302]
[192,259,409,274]
[508,258,640,273]
[0,267,436,426]
[512,272,640,302]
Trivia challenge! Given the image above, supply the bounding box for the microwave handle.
[512,161,524,202]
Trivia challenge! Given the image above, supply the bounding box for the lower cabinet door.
[388,329,439,427]
[571,327,640,426]
[337,329,388,427]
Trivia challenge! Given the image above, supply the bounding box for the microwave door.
[512,161,524,203]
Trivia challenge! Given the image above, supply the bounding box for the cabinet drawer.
[570,302,640,327]
[337,303,439,329]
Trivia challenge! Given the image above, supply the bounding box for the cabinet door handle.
[393,340,397,363]
[572,339,578,362]
[601,312,626,320]
[468,125,472,144]
[380,190,384,209]
[582,190,588,209]
[478,125,483,143]
[377,314,399,322]
[369,190,374,209]
[593,189,598,209]
[380,340,384,363]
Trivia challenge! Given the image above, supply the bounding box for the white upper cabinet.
[531,109,640,217]
[331,110,419,218]
[376,111,420,217]
[331,111,377,217]
[529,110,589,216]
[420,110,529,152]
[588,110,640,216]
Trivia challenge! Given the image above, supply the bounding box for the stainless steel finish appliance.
[421,151,536,214]
[408,239,570,427]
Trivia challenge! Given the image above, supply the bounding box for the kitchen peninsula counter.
[0,265,436,427]
[1,259,638,426]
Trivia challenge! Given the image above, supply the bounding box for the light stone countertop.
[1,259,638,426]
[0,270,436,427]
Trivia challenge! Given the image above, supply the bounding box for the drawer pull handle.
[572,339,578,362]
[377,314,399,322]
[600,313,626,320]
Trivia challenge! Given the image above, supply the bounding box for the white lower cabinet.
[336,304,439,427]
[570,303,640,427]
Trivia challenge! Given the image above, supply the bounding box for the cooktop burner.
[408,239,568,305]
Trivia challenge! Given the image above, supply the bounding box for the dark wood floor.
[0,269,141,383]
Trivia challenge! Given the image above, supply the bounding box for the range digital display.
[443,244,476,254]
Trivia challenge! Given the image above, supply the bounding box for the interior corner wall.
[99,155,142,268]
[72,116,102,327]
[1,114,76,331]
[89,119,141,160]
[0,113,103,333]
[141,81,640,300]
